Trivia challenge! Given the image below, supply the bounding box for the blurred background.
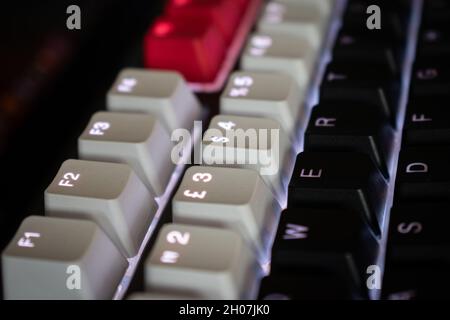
[0,0,164,256]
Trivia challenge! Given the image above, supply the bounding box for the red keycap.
[165,0,244,44]
[143,16,226,83]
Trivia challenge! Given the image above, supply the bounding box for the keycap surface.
[202,115,289,191]
[2,216,128,300]
[45,159,156,257]
[79,112,174,196]
[288,151,388,236]
[305,102,394,177]
[144,224,256,299]
[172,166,279,252]
[403,99,450,146]
[107,68,201,131]
[242,32,316,90]
[221,71,303,135]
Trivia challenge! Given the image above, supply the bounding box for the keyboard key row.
[262,0,416,300]
[221,71,303,135]
[2,70,200,299]
[242,32,316,91]
[305,102,394,177]
[382,0,450,300]
[258,1,330,50]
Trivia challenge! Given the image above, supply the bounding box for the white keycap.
[144,224,256,300]
[241,32,316,90]
[107,68,202,131]
[172,166,280,253]
[276,0,335,19]
[2,216,128,300]
[257,1,328,50]
[78,112,174,196]
[45,159,156,257]
[221,71,303,135]
[202,115,289,191]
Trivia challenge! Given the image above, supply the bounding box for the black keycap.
[333,28,400,75]
[417,19,450,58]
[395,147,450,201]
[258,273,356,300]
[387,203,450,261]
[270,208,379,297]
[403,99,450,146]
[411,60,450,97]
[382,203,450,300]
[321,61,401,122]
[288,151,388,235]
[305,102,394,177]
[383,264,450,300]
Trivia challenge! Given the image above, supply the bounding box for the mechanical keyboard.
[1,0,449,301]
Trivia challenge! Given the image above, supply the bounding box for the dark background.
[0,0,164,270]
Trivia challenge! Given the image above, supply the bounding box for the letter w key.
[283,224,309,240]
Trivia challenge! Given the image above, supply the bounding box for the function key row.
[260,0,417,300]
[1,70,201,299]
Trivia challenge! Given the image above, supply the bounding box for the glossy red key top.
[165,0,244,44]
[143,16,226,83]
